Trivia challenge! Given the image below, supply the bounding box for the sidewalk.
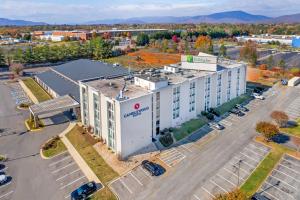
[59,122,101,184]
[19,79,39,104]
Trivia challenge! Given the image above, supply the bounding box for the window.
[189,82,195,112]
[217,74,222,106]
[204,77,211,111]
[227,71,232,101]
[82,87,89,125]
[236,68,240,96]
[107,101,115,151]
[156,92,160,135]
[173,87,180,119]
[93,93,100,137]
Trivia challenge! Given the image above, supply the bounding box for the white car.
[0,174,7,185]
[252,93,265,100]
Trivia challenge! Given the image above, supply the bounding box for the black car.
[229,108,245,116]
[71,182,97,200]
[142,160,165,176]
[235,104,249,112]
[251,193,271,200]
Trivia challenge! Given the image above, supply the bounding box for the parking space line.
[260,190,280,200]
[239,152,260,163]
[210,179,228,193]
[0,190,13,199]
[163,153,184,163]
[273,169,300,184]
[201,187,215,198]
[56,168,81,181]
[283,158,300,168]
[249,143,269,154]
[0,181,11,189]
[160,149,177,157]
[130,172,143,186]
[49,155,71,166]
[279,163,300,176]
[52,162,76,173]
[244,146,265,158]
[60,176,85,190]
[233,156,256,168]
[223,167,245,181]
[139,166,152,179]
[119,178,133,194]
[229,162,250,175]
[179,144,193,153]
[216,174,236,187]
[264,181,295,199]
[193,194,201,200]
[269,175,297,191]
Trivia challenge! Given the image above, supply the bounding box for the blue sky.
[1,0,300,23]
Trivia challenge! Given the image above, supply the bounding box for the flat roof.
[86,78,150,100]
[52,59,129,82]
[35,70,80,102]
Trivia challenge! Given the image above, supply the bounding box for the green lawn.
[281,119,300,137]
[173,117,208,141]
[215,94,252,115]
[22,78,52,102]
[66,126,118,200]
[42,136,67,158]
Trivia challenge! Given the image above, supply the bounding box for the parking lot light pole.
[233,159,243,187]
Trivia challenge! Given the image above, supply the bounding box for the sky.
[1,0,300,24]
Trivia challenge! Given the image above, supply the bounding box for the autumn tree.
[240,40,257,66]
[271,111,289,127]
[292,137,300,156]
[219,44,227,57]
[9,63,24,76]
[256,121,279,141]
[214,189,247,200]
[194,35,213,54]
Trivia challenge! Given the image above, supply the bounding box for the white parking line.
[201,186,215,198]
[244,146,265,158]
[210,179,228,193]
[249,143,269,154]
[273,169,300,184]
[56,168,81,181]
[0,191,13,199]
[49,155,71,167]
[260,190,280,200]
[119,178,133,194]
[130,172,143,186]
[233,156,256,168]
[52,162,76,174]
[60,176,85,190]
[160,149,177,157]
[163,153,184,163]
[193,194,201,200]
[283,158,300,168]
[0,181,11,189]
[179,144,193,153]
[240,152,260,163]
[223,167,245,181]
[269,175,297,191]
[279,164,300,176]
[139,166,152,179]
[264,181,295,199]
[216,173,236,187]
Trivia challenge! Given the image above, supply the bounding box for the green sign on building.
[187,55,193,63]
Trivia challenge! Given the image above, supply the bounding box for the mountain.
[0,18,47,26]
[270,13,300,23]
[85,11,272,24]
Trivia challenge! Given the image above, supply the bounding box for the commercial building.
[79,53,247,159]
[292,37,300,48]
[237,34,294,46]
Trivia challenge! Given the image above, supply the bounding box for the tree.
[214,189,247,200]
[256,121,279,141]
[195,35,213,54]
[219,44,227,57]
[136,33,149,46]
[267,55,274,69]
[172,35,179,43]
[271,111,289,127]
[240,40,257,66]
[0,49,6,67]
[9,63,24,76]
[278,59,286,70]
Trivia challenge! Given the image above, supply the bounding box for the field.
[106,49,181,70]
[22,78,52,102]
[247,66,278,86]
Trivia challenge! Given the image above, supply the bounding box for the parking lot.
[109,165,157,200]
[46,151,90,199]
[285,94,300,120]
[192,142,270,200]
[258,155,300,200]
[8,83,31,106]
[0,163,14,200]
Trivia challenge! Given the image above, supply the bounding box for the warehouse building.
[79,53,247,159]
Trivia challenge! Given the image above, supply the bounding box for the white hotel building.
[79,53,247,159]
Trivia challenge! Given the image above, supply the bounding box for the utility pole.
[233,159,243,187]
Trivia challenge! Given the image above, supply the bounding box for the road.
[133,85,299,200]
[0,80,68,200]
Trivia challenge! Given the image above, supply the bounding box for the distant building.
[79,52,247,158]
[236,34,300,46]
[52,30,91,41]
[96,28,167,37]
[292,37,300,48]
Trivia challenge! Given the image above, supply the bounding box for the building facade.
[79,53,247,159]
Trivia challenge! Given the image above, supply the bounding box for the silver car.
[0,174,7,185]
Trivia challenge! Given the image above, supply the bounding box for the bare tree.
[271,111,289,128]
[9,63,24,76]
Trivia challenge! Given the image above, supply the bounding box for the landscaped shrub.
[201,111,208,116]
[159,133,174,147]
[206,113,215,120]
[42,136,60,151]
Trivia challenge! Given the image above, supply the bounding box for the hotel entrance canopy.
[29,95,79,128]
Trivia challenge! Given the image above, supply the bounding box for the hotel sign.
[183,55,217,64]
[124,103,149,118]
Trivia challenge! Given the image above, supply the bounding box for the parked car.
[253,87,264,94]
[142,160,165,176]
[0,164,5,171]
[281,79,288,86]
[208,122,225,130]
[235,104,249,112]
[229,108,245,116]
[252,93,265,100]
[0,174,7,185]
[251,193,271,200]
[71,181,97,200]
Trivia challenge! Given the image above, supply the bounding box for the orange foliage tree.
[270,111,289,128]
[256,121,279,141]
[240,40,257,66]
[214,189,247,200]
[194,35,213,54]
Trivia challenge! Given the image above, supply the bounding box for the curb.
[24,120,43,132]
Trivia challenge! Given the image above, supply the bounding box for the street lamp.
[233,159,243,186]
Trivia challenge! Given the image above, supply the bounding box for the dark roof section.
[52,59,129,82]
[35,70,80,102]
